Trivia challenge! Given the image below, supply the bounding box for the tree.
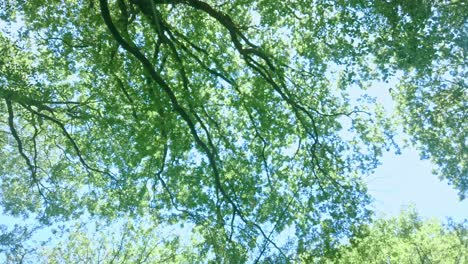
[318,209,468,264]
[0,224,39,263]
[38,217,204,264]
[371,0,468,199]
[1,216,208,263]
[8,209,467,264]
[0,0,465,261]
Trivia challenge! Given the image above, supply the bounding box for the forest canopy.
[0,0,466,262]
[2,209,467,263]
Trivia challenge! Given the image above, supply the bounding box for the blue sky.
[363,79,467,221]
[367,147,467,221]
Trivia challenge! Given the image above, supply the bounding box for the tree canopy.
[321,209,468,264]
[0,0,466,262]
[2,209,466,263]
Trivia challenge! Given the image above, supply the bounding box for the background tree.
[5,209,466,264]
[317,209,468,264]
[38,217,205,264]
[0,0,465,261]
[1,216,207,263]
[0,224,39,264]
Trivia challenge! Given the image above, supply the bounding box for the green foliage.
[318,209,468,264]
[379,0,467,199]
[0,0,465,261]
[38,218,202,264]
[395,75,467,199]
[6,210,466,264]
[1,217,208,264]
[0,224,38,263]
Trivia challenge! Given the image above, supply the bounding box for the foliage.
[382,0,468,199]
[5,210,466,264]
[0,216,206,263]
[0,224,39,263]
[38,218,203,264]
[317,209,468,264]
[0,0,465,261]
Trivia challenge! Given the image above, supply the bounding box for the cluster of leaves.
[0,0,465,261]
[317,209,468,264]
[379,0,467,198]
[0,224,38,264]
[0,216,203,263]
[39,219,200,263]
